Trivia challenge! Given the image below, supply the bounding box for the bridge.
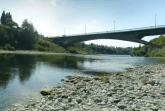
[51,25,165,47]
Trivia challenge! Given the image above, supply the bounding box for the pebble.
[7,64,165,111]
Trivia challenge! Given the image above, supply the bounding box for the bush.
[132,36,165,57]
[35,38,66,53]
[3,44,15,50]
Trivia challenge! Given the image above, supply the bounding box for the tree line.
[84,43,132,54]
[67,43,132,55]
[0,10,133,55]
[0,11,38,50]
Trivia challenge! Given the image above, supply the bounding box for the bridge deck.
[54,25,165,38]
[52,25,165,47]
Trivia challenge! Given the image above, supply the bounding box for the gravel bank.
[7,64,165,111]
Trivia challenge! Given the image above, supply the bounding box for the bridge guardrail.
[54,25,165,37]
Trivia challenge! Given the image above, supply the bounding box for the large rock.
[40,88,51,96]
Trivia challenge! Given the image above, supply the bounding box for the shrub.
[3,44,15,50]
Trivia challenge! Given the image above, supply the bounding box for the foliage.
[0,11,18,27]
[0,11,6,25]
[0,25,9,46]
[150,35,165,46]
[0,11,65,52]
[3,44,15,50]
[0,11,134,54]
[0,19,37,50]
[132,45,147,56]
[66,43,133,55]
[19,19,37,49]
[132,35,165,57]
[35,38,66,52]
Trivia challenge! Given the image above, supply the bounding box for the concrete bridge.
[51,25,165,47]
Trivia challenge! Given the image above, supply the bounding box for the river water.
[0,54,165,110]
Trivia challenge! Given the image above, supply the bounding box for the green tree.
[5,12,18,27]
[0,11,6,25]
[0,26,9,46]
[0,11,18,27]
[21,19,35,32]
[132,36,165,57]
[19,19,37,49]
[150,35,165,46]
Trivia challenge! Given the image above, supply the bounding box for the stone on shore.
[40,88,51,96]
[7,64,165,111]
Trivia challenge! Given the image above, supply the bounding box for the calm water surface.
[1,54,165,110]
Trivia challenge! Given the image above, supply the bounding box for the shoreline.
[7,64,165,111]
[1,50,165,58]
[0,50,90,57]
[0,50,133,59]
[0,50,106,56]
[0,50,70,55]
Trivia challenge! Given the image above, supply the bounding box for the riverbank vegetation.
[132,35,165,57]
[0,11,65,52]
[66,43,132,55]
[2,11,165,56]
[0,11,133,55]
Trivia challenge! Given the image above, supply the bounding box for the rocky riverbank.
[7,64,165,111]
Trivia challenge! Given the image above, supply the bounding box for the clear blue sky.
[0,0,165,47]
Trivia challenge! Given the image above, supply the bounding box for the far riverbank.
[7,64,165,111]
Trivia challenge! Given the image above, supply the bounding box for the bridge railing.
[55,25,165,37]
[112,25,165,33]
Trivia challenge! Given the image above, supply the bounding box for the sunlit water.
[0,54,165,110]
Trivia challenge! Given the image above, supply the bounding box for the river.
[0,53,165,110]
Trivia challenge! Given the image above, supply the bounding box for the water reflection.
[0,55,35,88]
[1,54,165,88]
[0,54,88,88]
[0,54,165,110]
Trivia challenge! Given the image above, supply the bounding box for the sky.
[0,0,165,47]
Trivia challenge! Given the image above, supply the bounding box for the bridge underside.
[51,26,165,47]
[53,36,154,47]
